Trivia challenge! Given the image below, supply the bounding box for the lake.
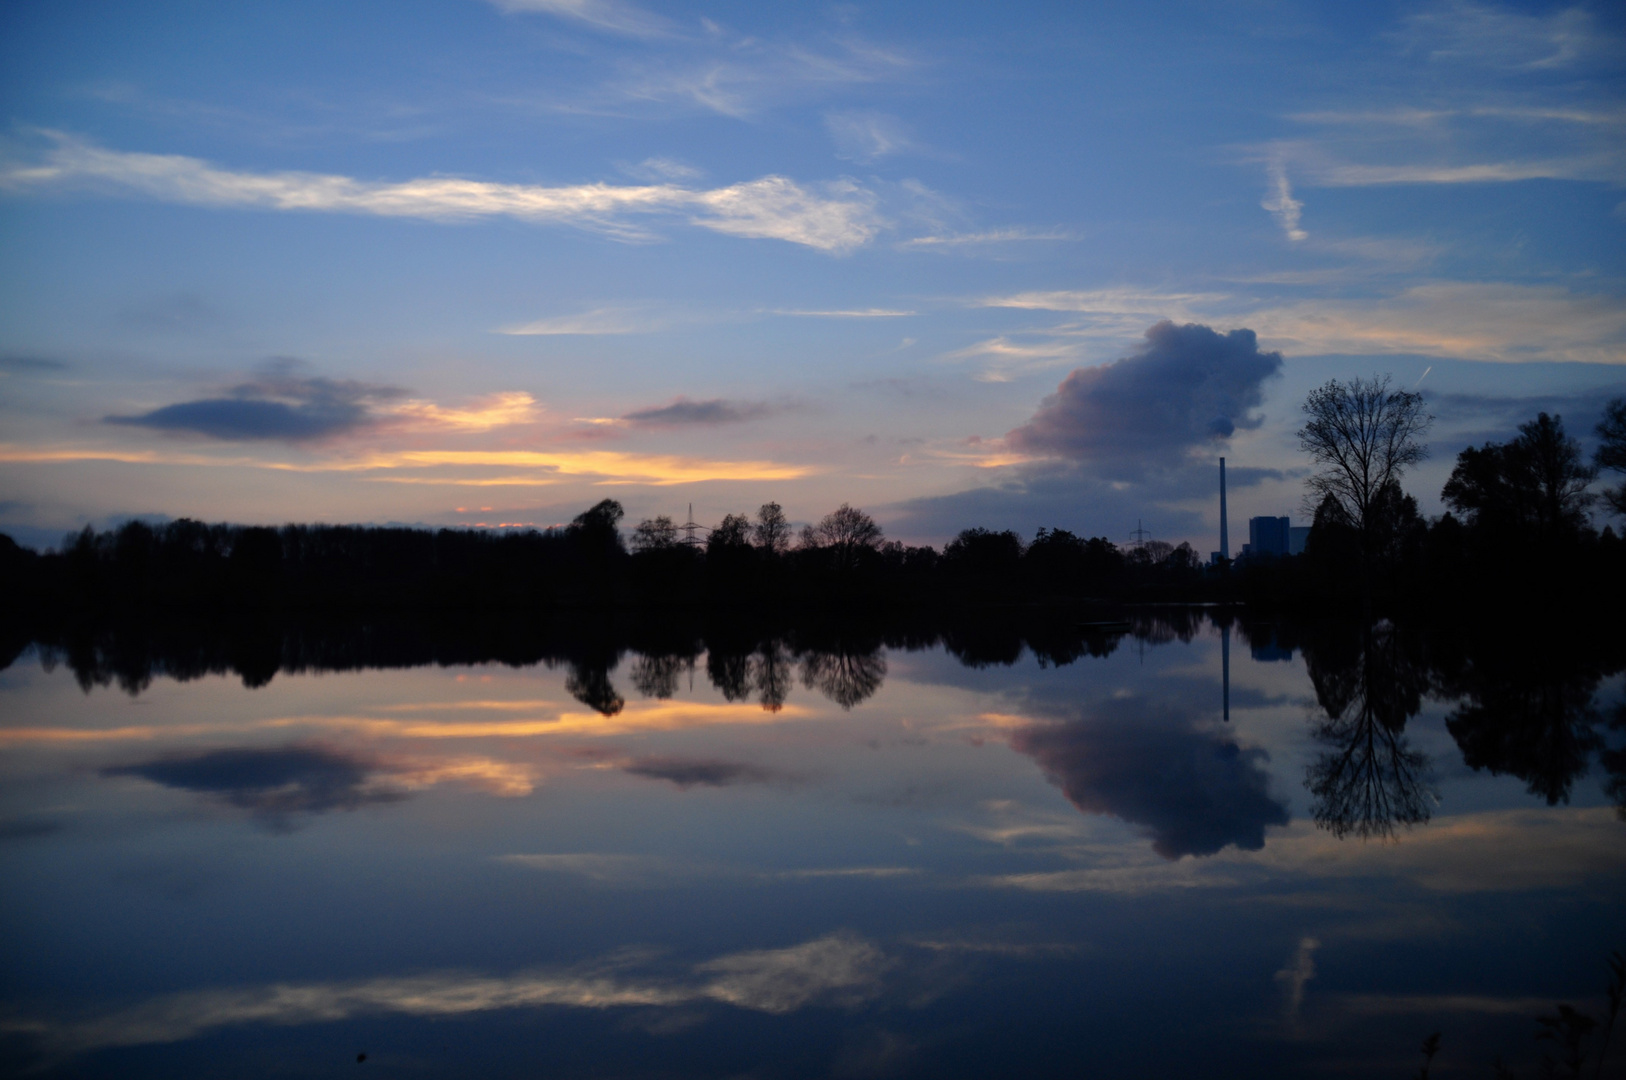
[2,612,1622,1077]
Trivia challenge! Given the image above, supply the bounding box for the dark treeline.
[0,498,1218,618]
[4,397,1623,619]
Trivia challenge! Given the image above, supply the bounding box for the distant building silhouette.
[1289,525,1310,556]
[1245,516,1290,559]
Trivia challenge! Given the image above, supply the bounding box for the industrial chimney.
[1219,457,1229,562]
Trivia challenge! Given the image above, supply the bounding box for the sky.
[1,0,1624,550]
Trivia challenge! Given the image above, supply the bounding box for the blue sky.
[2,0,1623,549]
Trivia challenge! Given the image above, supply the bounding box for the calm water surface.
[2,615,1622,1077]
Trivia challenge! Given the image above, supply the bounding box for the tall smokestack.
[1219,457,1229,561]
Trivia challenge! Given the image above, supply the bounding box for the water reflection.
[103,744,407,822]
[10,608,1626,828]
[1010,695,1289,858]
[1435,630,1612,807]
[4,608,1626,1079]
[1301,622,1436,840]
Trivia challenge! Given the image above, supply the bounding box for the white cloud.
[1398,1,1611,71]
[825,111,920,162]
[1274,936,1319,1019]
[487,0,677,40]
[498,307,674,335]
[2,133,883,252]
[1262,159,1307,241]
[770,308,915,318]
[971,282,1626,365]
[696,931,891,1014]
[898,228,1074,250]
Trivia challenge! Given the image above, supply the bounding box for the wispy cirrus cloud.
[498,307,677,336]
[487,0,678,39]
[1397,1,1614,72]
[972,282,1626,365]
[1262,159,1307,241]
[825,111,922,162]
[1,132,884,252]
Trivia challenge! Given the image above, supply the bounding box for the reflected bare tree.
[751,642,794,712]
[1303,622,1436,840]
[629,653,692,699]
[800,647,886,710]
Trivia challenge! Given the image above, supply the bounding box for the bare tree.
[631,515,679,552]
[804,504,884,572]
[1298,376,1432,605]
[752,502,792,554]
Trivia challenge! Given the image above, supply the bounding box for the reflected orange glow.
[394,757,537,796]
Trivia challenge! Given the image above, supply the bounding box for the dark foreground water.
[2,613,1623,1078]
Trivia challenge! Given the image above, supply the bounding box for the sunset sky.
[2,0,1623,550]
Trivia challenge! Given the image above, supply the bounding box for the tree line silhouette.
[2,393,1621,618]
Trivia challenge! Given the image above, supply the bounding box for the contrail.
[1413,366,1432,388]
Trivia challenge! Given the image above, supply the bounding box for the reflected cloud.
[23,932,890,1055]
[621,755,780,789]
[102,744,403,817]
[101,743,536,821]
[1010,695,1289,859]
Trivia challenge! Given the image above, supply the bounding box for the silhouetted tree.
[708,514,751,551]
[753,502,792,555]
[1298,376,1432,611]
[801,504,884,573]
[1443,412,1596,538]
[632,515,680,551]
[1596,397,1626,517]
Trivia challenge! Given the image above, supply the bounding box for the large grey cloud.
[1010,695,1289,859]
[105,359,403,442]
[1007,321,1284,479]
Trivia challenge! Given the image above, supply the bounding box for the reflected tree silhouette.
[800,648,886,710]
[707,648,752,702]
[751,642,794,712]
[1438,635,1609,807]
[629,654,692,699]
[566,662,624,716]
[1303,622,1436,840]
[1604,704,1626,820]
